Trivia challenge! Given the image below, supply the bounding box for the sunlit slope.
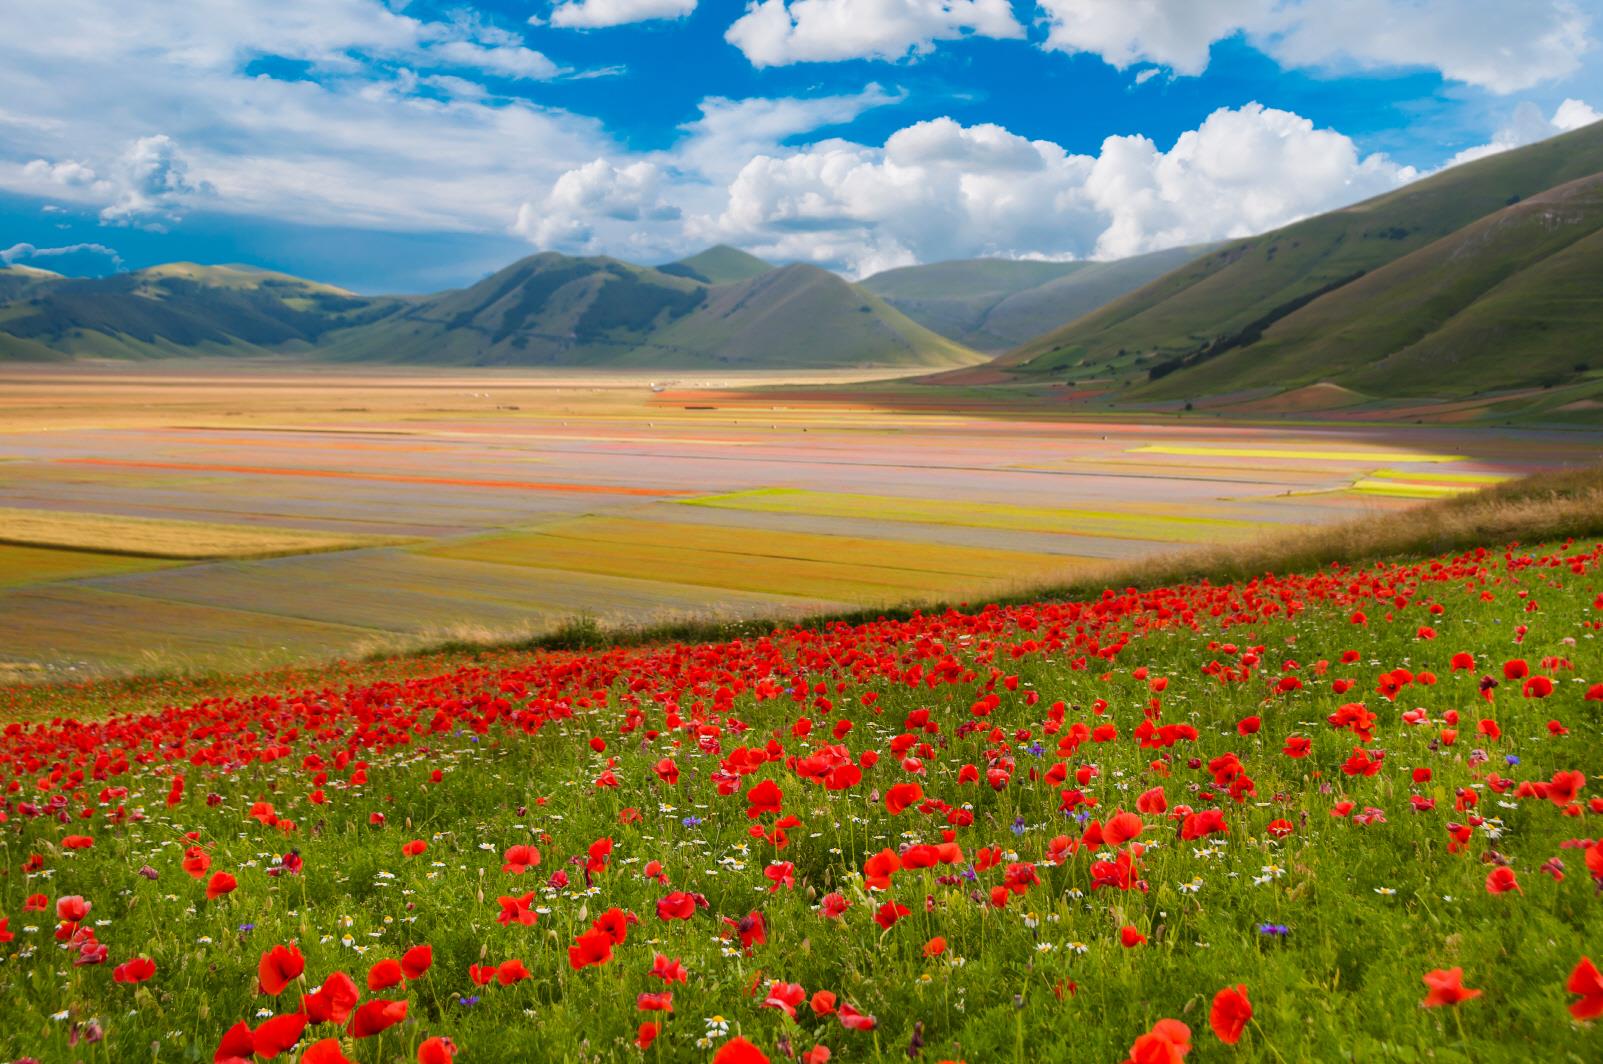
[658,244,774,285]
[1004,121,1603,386]
[646,263,983,369]
[321,255,984,368]
[0,263,393,360]
[1137,170,1603,399]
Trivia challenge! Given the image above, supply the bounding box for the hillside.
[861,246,1202,352]
[0,263,392,360]
[317,253,982,369]
[1138,171,1603,400]
[1004,120,1603,401]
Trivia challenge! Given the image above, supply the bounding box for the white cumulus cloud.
[1036,0,1595,93]
[514,159,683,255]
[549,0,697,29]
[702,103,1416,275]
[1443,97,1602,168]
[1,241,124,270]
[726,0,1023,67]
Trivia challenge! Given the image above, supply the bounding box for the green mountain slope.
[862,247,1206,352]
[317,254,982,369]
[1136,171,1603,400]
[1005,120,1603,389]
[647,263,980,368]
[658,245,773,285]
[0,263,392,360]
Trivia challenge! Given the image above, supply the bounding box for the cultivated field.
[1,362,1600,679]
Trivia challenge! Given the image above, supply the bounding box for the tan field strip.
[0,507,406,559]
[681,488,1266,544]
[425,516,1091,604]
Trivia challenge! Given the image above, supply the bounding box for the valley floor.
[1,362,1600,680]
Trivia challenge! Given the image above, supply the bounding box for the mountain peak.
[659,245,774,286]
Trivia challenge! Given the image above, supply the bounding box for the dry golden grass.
[1049,462,1603,597]
[0,507,405,559]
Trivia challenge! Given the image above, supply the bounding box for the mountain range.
[5,119,1603,412]
[0,241,1183,370]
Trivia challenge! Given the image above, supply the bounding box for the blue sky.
[2,1,1600,292]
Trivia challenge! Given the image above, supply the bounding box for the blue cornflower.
[681,815,703,828]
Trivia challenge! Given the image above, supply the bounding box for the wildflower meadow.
[4,539,1603,1063]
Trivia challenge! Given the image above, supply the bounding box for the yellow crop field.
[426,516,1088,604]
[0,507,406,559]
[0,543,173,589]
[682,488,1264,544]
[1128,444,1466,463]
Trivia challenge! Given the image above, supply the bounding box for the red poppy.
[401,944,433,980]
[1421,967,1481,1007]
[656,891,705,921]
[497,958,532,984]
[113,956,156,983]
[874,900,910,929]
[885,782,923,815]
[418,1037,457,1064]
[367,957,404,991]
[863,848,901,890]
[402,839,427,857]
[811,990,838,1016]
[302,1039,357,1064]
[1210,984,1251,1044]
[650,952,688,983]
[258,944,305,996]
[713,1037,771,1064]
[1105,811,1144,846]
[1567,956,1603,1020]
[761,981,805,1018]
[349,998,408,1037]
[636,1022,660,1050]
[1485,866,1520,894]
[206,871,238,900]
[1120,926,1147,948]
[252,1012,308,1058]
[1124,1018,1191,1064]
[501,844,541,874]
[746,779,784,817]
[568,927,615,970]
[837,1002,876,1030]
[216,1021,256,1063]
[725,910,767,950]
[497,892,538,926]
[182,846,212,879]
[924,936,947,957]
[302,971,360,1025]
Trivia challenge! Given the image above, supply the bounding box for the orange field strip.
[57,459,687,497]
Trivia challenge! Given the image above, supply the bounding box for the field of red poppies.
[3,535,1602,1063]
